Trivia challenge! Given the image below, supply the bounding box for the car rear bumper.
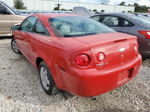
[138,37,150,56]
[140,40,150,56]
[56,55,142,97]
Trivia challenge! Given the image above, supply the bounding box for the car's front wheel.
[39,61,55,95]
[11,39,21,54]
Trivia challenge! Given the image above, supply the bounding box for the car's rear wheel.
[39,61,55,95]
[11,39,21,54]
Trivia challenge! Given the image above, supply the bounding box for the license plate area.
[117,68,134,85]
[118,71,128,85]
[128,68,134,78]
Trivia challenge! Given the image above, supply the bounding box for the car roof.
[93,13,133,18]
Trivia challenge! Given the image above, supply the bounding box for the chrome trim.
[96,62,108,67]
[119,48,126,52]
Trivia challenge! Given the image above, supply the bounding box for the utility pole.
[58,0,60,11]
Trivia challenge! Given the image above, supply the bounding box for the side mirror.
[11,25,20,31]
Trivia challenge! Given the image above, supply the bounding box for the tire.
[39,61,55,95]
[11,38,21,54]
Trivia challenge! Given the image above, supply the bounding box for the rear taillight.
[138,30,150,39]
[75,54,90,66]
[134,46,138,52]
[134,45,138,55]
[97,52,105,62]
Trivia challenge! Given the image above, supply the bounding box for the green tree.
[68,9,73,11]
[53,7,59,11]
[55,3,61,11]
[134,3,149,13]
[14,0,27,9]
[128,11,132,13]
[93,9,97,12]
[101,10,105,12]
[119,1,125,6]
[61,8,66,11]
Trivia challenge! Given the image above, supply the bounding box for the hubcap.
[12,40,19,53]
[40,67,50,90]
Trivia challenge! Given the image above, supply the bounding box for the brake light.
[97,52,105,62]
[75,54,90,66]
[134,46,138,52]
[134,45,138,55]
[138,30,150,39]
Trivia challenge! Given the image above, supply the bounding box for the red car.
[11,14,142,97]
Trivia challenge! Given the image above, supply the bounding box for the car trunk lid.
[73,32,138,70]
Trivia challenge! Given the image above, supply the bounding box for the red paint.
[13,14,142,96]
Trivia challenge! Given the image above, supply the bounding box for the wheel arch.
[36,56,54,72]
[36,56,58,86]
[36,57,44,69]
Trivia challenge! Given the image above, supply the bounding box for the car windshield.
[49,16,115,37]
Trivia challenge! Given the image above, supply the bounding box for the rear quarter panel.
[28,34,90,89]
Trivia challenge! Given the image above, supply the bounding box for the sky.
[60,0,150,6]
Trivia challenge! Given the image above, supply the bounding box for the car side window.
[0,4,11,15]
[102,16,120,27]
[122,19,134,27]
[34,20,49,36]
[20,17,37,32]
[92,16,100,22]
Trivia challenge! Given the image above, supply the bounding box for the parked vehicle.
[134,13,150,21]
[91,13,150,56]
[140,13,150,18]
[15,10,33,16]
[11,14,142,96]
[0,1,26,37]
[73,7,150,56]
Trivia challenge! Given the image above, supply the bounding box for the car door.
[101,15,135,34]
[0,3,12,35]
[27,19,50,63]
[15,16,37,58]
[101,15,123,32]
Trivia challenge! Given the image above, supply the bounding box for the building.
[1,0,135,13]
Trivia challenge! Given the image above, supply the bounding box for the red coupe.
[11,14,142,97]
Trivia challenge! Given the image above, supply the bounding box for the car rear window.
[49,16,115,37]
[130,14,150,26]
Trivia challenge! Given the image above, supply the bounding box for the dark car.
[91,13,150,56]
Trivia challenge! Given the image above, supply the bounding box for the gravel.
[0,39,150,112]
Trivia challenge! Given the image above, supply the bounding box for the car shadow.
[0,45,74,107]
[0,36,12,39]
